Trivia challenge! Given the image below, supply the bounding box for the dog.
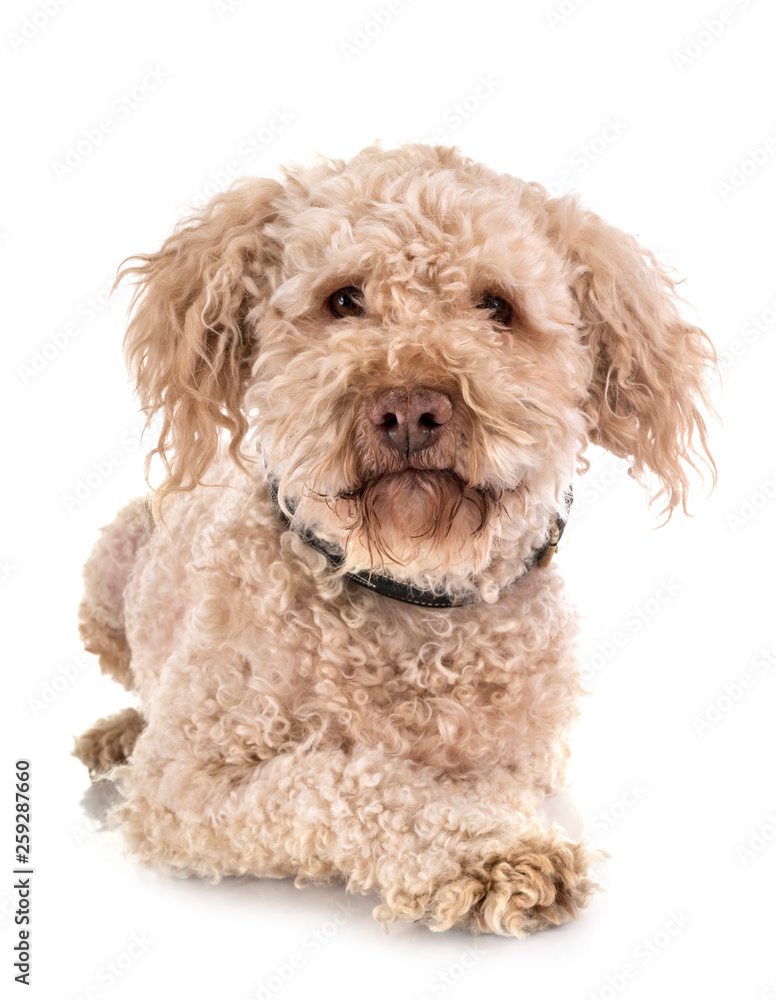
[73,144,715,936]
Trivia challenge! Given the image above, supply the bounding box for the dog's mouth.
[334,469,502,565]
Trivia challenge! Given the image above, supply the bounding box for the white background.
[2,0,776,998]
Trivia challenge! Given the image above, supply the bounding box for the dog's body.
[75,145,714,935]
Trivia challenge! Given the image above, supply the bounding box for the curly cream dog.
[74,144,714,936]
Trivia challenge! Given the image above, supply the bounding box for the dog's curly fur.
[74,144,715,936]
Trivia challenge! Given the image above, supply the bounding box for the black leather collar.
[267,479,571,608]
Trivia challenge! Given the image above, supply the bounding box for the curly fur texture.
[74,144,715,935]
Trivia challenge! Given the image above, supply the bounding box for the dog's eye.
[477,294,512,326]
[329,286,365,319]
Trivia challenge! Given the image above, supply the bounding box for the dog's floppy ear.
[542,193,716,517]
[118,177,282,510]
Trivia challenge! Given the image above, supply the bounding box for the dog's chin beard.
[336,469,502,570]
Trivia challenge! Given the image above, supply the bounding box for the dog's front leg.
[113,737,599,936]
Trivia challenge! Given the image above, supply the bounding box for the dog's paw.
[374,830,602,937]
[72,707,146,776]
[454,840,598,937]
[443,834,601,936]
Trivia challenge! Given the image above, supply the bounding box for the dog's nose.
[367,386,453,456]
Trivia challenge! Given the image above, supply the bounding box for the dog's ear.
[118,178,282,509]
[542,193,716,517]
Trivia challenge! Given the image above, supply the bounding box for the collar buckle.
[535,520,561,569]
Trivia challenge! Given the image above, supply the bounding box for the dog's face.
[121,146,714,586]
[248,155,589,580]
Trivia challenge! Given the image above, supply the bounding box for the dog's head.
[121,145,715,592]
